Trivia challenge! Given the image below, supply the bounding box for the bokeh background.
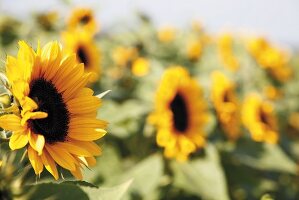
[1,1,299,200]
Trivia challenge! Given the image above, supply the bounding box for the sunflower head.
[242,94,278,143]
[211,71,240,140]
[62,30,100,82]
[218,33,239,72]
[67,8,98,34]
[157,27,176,43]
[131,57,150,77]
[0,41,107,180]
[112,46,138,67]
[149,66,208,161]
[35,11,58,31]
[247,37,292,82]
[186,39,202,61]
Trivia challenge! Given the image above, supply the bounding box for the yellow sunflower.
[242,94,278,144]
[186,39,202,61]
[112,46,138,66]
[0,41,107,180]
[247,37,292,82]
[62,30,100,82]
[131,57,150,77]
[218,33,239,72]
[157,27,176,43]
[149,67,208,161]
[211,71,240,140]
[67,7,98,34]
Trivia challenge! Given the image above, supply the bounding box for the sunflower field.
[1,4,299,200]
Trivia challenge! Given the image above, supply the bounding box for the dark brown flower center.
[259,108,269,125]
[170,93,189,132]
[27,78,69,143]
[77,46,89,67]
[80,15,91,25]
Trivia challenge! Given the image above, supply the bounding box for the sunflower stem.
[0,137,9,142]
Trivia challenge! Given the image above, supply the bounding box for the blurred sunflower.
[35,11,58,32]
[0,41,107,180]
[211,71,240,140]
[112,46,138,66]
[247,37,292,82]
[263,85,282,100]
[186,39,202,61]
[149,67,208,161]
[62,30,100,82]
[67,8,98,34]
[218,33,239,72]
[157,27,176,43]
[242,94,278,144]
[131,57,150,77]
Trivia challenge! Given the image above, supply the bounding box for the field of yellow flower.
[0,6,299,200]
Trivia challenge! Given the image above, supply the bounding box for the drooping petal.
[70,165,83,180]
[29,132,45,155]
[67,140,102,156]
[9,131,29,150]
[55,142,93,157]
[45,144,76,171]
[28,146,44,175]
[41,150,59,180]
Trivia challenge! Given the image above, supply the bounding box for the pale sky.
[1,0,298,48]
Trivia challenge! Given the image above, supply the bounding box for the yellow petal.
[75,87,94,97]
[55,142,93,157]
[41,150,59,180]
[21,96,38,113]
[70,165,83,180]
[21,111,48,126]
[85,156,97,167]
[68,140,102,156]
[62,74,92,101]
[69,118,107,129]
[0,114,23,131]
[45,144,76,171]
[68,128,106,141]
[9,131,29,150]
[67,96,101,114]
[29,132,45,155]
[18,41,36,65]
[28,146,44,175]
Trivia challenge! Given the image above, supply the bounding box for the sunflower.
[67,8,98,34]
[112,46,138,66]
[149,67,208,161]
[247,37,292,82]
[157,27,176,43]
[218,33,239,72]
[131,57,150,77]
[211,71,240,140]
[186,39,202,61]
[62,30,100,82]
[242,94,278,143]
[0,41,107,180]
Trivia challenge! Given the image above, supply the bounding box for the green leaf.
[26,179,132,200]
[82,179,133,200]
[99,100,150,138]
[26,182,89,200]
[171,144,229,200]
[236,143,298,174]
[109,154,164,198]
[62,180,98,188]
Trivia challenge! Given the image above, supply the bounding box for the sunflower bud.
[0,94,12,109]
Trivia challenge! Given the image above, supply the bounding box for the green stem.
[0,137,9,142]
